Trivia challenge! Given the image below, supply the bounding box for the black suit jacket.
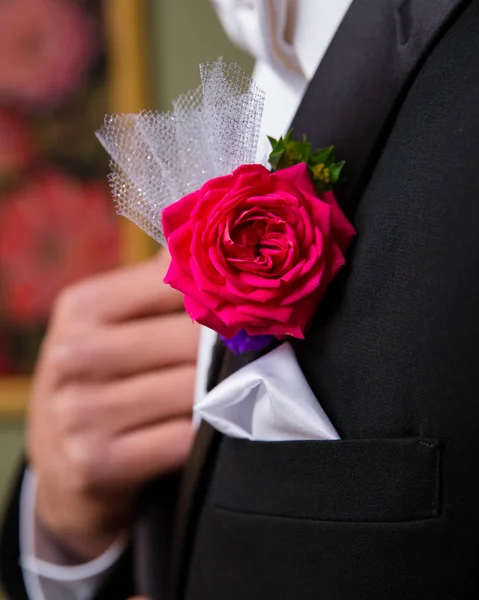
[2,1,479,598]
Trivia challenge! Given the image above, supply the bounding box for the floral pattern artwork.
[0,1,121,375]
[0,0,99,110]
[0,171,119,326]
[0,109,35,177]
[0,333,13,376]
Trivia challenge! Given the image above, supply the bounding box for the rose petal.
[184,296,239,338]
[162,191,198,240]
[165,263,221,310]
[272,162,316,197]
[321,190,356,252]
[162,162,355,351]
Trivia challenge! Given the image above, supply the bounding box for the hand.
[28,252,199,560]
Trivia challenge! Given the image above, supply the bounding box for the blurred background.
[0,0,252,562]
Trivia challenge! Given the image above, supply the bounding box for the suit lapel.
[291,0,470,218]
[170,421,219,600]
[168,0,470,597]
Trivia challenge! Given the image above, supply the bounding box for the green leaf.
[267,130,345,191]
[269,149,285,170]
[267,135,278,149]
[292,137,311,162]
[312,146,335,165]
[329,160,345,183]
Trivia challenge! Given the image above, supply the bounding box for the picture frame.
[0,0,154,417]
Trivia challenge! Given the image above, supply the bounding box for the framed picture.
[0,0,154,417]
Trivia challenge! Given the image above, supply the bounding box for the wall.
[152,0,253,110]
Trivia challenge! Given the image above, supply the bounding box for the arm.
[1,253,198,599]
[20,468,128,600]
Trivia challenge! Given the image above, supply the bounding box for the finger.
[50,314,199,383]
[93,365,196,434]
[51,253,183,332]
[106,418,194,487]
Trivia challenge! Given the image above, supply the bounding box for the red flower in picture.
[0,108,35,177]
[0,169,120,325]
[0,0,99,109]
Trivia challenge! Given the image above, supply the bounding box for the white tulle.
[96,62,265,246]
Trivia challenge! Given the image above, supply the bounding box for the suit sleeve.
[0,461,134,600]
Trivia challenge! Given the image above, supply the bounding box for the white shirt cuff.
[20,468,127,600]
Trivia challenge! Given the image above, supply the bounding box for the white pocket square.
[195,343,340,441]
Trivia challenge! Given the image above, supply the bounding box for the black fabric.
[210,437,440,522]
[187,504,449,600]
[134,472,182,599]
[174,1,473,580]
[171,340,282,598]
[170,423,219,600]
[90,546,135,600]
[0,463,28,600]
[290,0,467,218]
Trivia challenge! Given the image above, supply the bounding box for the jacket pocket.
[210,437,440,522]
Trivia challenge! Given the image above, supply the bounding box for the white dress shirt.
[19,1,354,598]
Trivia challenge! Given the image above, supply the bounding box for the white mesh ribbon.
[96,62,265,245]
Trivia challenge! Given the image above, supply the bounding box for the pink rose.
[163,162,355,340]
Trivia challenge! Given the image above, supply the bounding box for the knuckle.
[53,284,85,322]
[63,437,105,493]
[47,335,98,380]
[52,386,94,436]
[52,280,99,327]
[49,388,108,492]
[47,341,78,377]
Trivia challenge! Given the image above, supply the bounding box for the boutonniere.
[97,62,355,354]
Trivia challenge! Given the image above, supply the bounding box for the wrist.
[35,482,133,562]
